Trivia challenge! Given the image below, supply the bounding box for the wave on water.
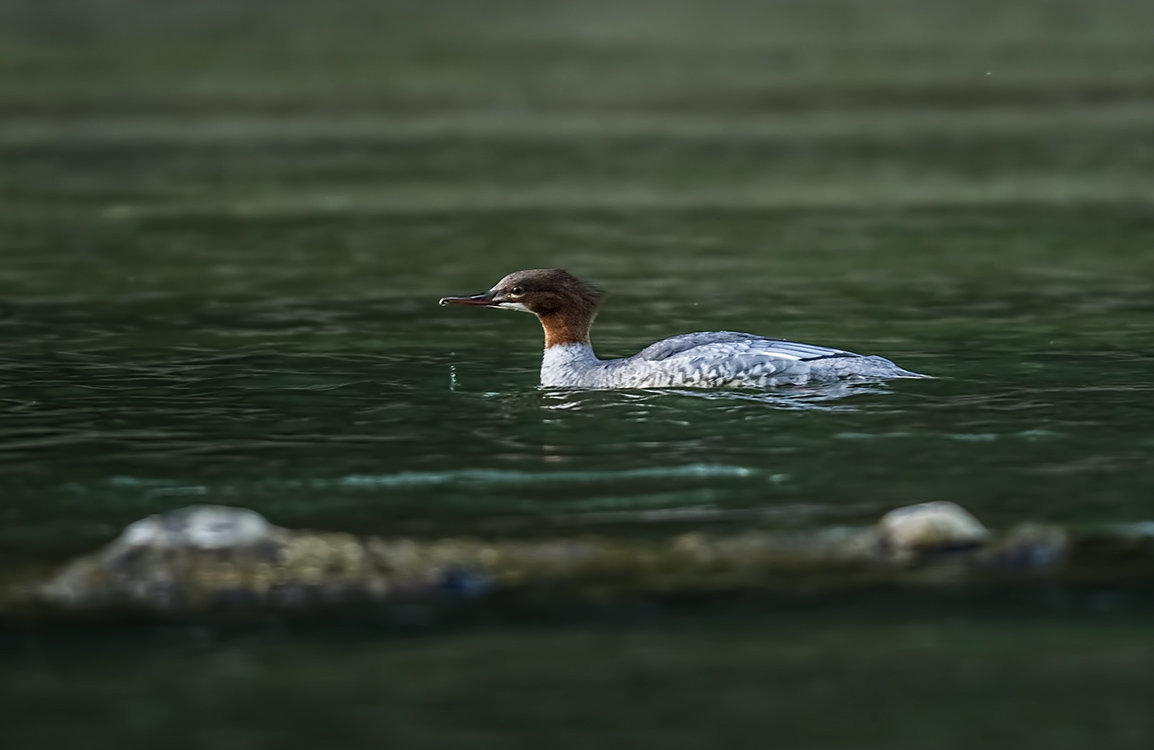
[103,463,759,497]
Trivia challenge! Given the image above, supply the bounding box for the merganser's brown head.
[439,269,606,347]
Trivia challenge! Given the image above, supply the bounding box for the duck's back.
[603,331,923,388]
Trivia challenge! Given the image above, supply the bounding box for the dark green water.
[4,1,1154,747]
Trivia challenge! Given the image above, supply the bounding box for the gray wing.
[609,331,919,387]
[636,331,854,362]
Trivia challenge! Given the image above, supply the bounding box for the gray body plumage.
[540,331,926,389]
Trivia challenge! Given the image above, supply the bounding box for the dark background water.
[3,1,1154,747]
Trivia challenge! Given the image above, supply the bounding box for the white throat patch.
[495,301,534,314]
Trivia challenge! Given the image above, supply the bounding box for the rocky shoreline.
[4,501,1154,626]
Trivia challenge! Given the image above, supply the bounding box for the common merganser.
[440,269,928,389]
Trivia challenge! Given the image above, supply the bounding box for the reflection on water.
[540,379,896,412]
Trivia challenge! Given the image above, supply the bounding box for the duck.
[439,269,927,389]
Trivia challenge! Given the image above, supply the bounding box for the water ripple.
[102,464,759,495]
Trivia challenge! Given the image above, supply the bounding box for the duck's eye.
[511,287,524,295]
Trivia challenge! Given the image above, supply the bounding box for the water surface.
[3,1,1154,747]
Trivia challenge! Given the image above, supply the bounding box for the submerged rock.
[979,524,1067,572]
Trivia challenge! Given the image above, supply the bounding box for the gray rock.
[119,505,273,550]
[877,501,991,557]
